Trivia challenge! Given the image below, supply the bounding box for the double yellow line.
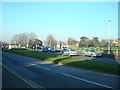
[2,64,45,89]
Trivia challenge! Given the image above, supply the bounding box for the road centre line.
[36,65,114,88]
[37,65,50,70]
[61,73,113,89]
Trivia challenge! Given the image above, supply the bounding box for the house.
[112,39,119,47]
[67,41,79,49]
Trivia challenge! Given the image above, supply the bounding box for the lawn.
[3,48,120,76]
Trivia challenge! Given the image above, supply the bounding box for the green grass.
[3,48,120,75]
[4,48,57,60]
[63,60,119,75]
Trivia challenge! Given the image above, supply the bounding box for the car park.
[63,49,77,56]
[82,49,102,57]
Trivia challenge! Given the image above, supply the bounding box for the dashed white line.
[37,65,50,70]
[36,65,114,88]
[61,73,113,88]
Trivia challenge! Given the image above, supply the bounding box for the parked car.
[41,46,50,52]
[82,49,102,57]
[63,49,77,56]
[50,48,56,52]
[61,48,68,53]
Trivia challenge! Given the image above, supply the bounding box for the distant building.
[8,44,16,49]
[61,42,68,49]
[55,42,68,49]
[67,41,79,49]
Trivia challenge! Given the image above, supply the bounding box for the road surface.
[2,52,120,89]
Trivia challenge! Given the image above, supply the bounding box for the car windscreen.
[70,49,76,51]
[90,50,96,52]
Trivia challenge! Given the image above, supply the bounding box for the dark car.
[50,48,56,52]
[61,49,68,53]
[41,46,50,52]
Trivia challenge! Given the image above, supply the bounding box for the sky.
[1,2,118,43]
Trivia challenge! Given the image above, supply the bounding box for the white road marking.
[37,65,50,70]
[61,73,113,89]
[3,64,43,88]
[36,65,114,88]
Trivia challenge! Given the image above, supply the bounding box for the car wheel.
[68,54,71,57]
[83,53,85,56]
[91,54,93,57]
[62,53,65,56]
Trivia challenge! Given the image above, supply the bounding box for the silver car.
[63,49,77,56]
[82,49,102,57]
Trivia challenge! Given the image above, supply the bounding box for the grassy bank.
[3,48,120,76]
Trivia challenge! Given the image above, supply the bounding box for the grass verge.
[3,48,120,76]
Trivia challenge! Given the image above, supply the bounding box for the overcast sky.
[1,1,118,43]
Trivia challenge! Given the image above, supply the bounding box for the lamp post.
[50,37,51,47]
[108,19,111,55]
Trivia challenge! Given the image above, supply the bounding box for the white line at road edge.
[2,64,44,88]
[61,73,113,89]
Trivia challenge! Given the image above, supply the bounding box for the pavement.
[2,52,120,89]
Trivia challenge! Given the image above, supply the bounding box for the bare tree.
[67,38,78,45]
[11,33,28,47]
[45,34,56,48]
[67,38,78,49]
[100,39,108,48]
[11,32,39,47]
[58,41,63,49]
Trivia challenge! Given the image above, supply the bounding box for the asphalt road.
[48,52,119,64]
[2,52,120,89]
[2,66,33,88]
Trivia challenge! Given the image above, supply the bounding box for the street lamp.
[50,37,51,47]
[108,19,111,55]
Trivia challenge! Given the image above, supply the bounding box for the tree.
[58,41,63,49]
[11,32,42,48]
[11,32,28,47]
[67,38,78,45]
[45,34,56,48]
[91,37,99,47]
[79,36,89,47]
[100,39,108,48]
[29,39,42,49]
